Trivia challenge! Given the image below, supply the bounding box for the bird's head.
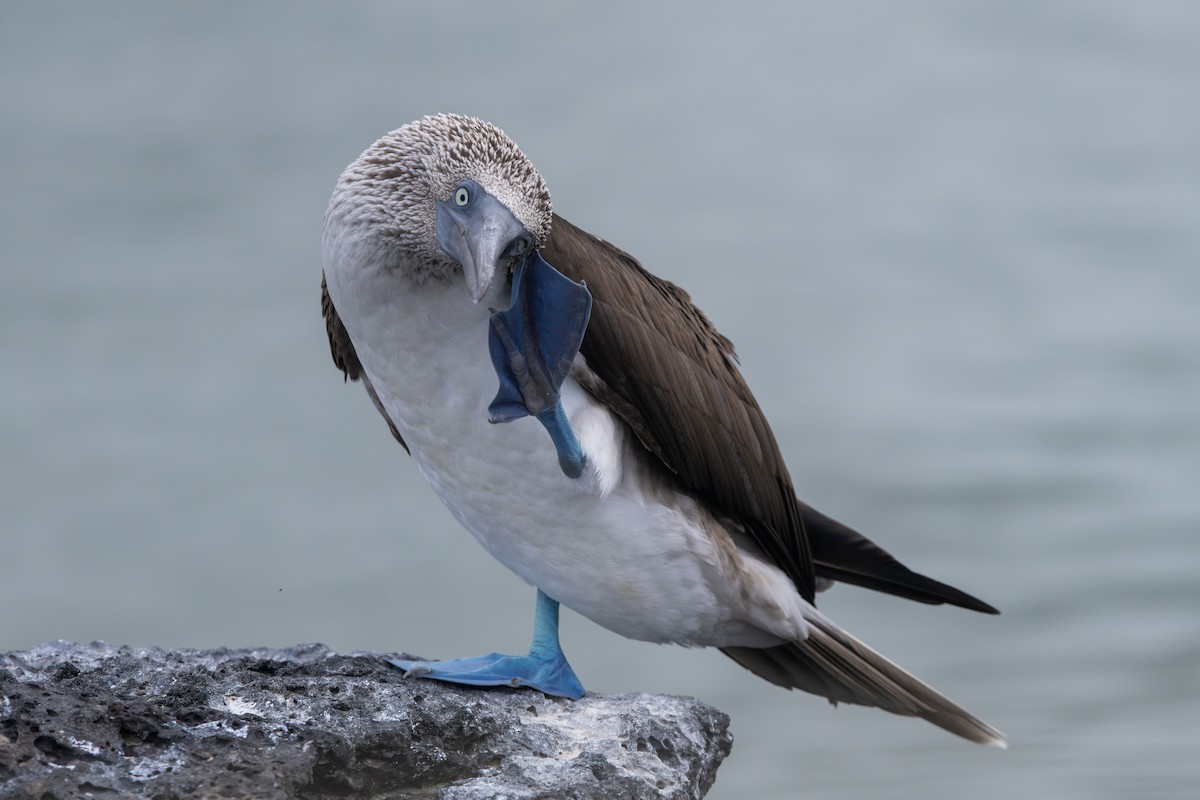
[324,113,552,304]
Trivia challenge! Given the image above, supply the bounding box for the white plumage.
[321,248,808,650]
[319,114,1005,747]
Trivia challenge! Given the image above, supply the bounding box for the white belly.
[326,269,804,648]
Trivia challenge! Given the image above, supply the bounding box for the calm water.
[3,2,1198,797]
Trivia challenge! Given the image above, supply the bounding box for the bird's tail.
[722,615,1006,747]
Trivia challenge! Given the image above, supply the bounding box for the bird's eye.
[454,186,470,206]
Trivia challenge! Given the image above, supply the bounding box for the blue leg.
[386,589,585,699]
[487,252,592,479]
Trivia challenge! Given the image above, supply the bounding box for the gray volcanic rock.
[0,641,732,799]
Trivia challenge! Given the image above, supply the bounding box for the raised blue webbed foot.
[385,589,585,700]
[487,251,592,478]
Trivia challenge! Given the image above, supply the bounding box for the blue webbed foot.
[385,650,584,699]
[385,590,585,700]
[488,251,592,478]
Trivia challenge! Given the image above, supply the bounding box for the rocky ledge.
[0,641,732,799]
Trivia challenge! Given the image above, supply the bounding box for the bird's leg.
[487,252,592,478]
[386,588,585,699]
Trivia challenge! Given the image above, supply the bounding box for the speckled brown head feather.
[324,114,551,280]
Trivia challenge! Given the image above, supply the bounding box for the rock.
[0,641,732,799]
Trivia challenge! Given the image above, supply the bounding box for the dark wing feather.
[543,216,815,602]
[797,500,998,613]
[544,215,996,613]
[322,273,409,453]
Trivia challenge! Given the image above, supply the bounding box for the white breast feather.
[323,250,813,649]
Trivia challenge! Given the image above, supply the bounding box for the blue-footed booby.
[321,113,1006,747]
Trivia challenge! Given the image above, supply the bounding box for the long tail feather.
[723,616,1006,747]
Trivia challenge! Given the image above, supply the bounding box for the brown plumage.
[543,215,999,615]
[321,115,1004,746]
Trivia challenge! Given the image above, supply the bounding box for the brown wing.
[543,215,816,601]
[544,215,997,613]
[322,273,409,453]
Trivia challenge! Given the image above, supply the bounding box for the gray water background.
[3,2,1198,797]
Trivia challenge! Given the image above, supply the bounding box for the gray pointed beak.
[436,182,533,304]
